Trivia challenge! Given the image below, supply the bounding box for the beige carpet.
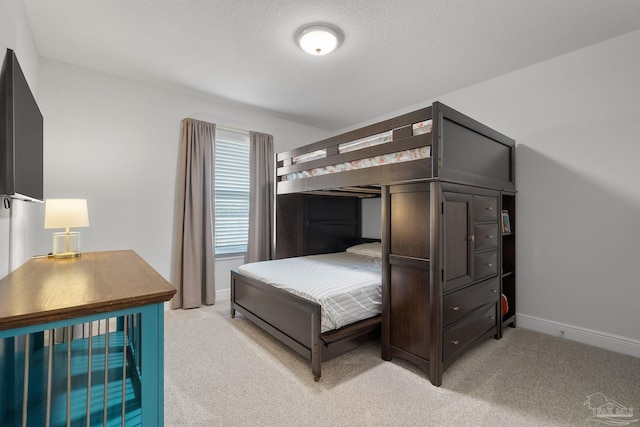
[164,300,640,426]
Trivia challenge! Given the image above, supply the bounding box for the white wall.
[36,59,331,297]
[0,0,42,278]
[361,198,382,239]
[352,30,640,354]
[444,30,640,350]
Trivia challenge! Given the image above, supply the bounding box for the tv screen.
[0,48,44,202]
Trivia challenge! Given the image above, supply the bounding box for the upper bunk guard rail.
[433,103,516,192]
[276,102,515,195]
[277,132,431,177]
[278,106,433,165]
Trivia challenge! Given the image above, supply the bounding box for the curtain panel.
[245,131,274,263]
[171,118,216,309]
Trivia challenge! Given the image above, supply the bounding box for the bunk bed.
[231,102,516,385]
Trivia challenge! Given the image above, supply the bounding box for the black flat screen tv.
[0,48,44,202]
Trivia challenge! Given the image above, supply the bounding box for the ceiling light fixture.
[298,25,341,56]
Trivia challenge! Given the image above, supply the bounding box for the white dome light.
[298,25,340,56]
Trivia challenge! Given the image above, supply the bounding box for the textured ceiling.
[22,0,640,131]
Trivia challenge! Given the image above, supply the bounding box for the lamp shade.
[44,199,90,229]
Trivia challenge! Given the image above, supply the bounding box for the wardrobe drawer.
[474,250,497,280]
[443,277,499,326]
[443,304,497,361]
[474,223,498,251]
[473,196,498,222]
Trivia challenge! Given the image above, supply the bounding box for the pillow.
[346,242,382,258]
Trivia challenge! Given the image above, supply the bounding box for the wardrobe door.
[384,183,431,365]
[443,192,473,292]
[390,190,430,258]
[389,265,430,360]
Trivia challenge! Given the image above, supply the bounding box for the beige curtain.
[171,118,216,309]
[245,131,274,263]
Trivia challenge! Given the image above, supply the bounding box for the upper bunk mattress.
[238,250,382,333]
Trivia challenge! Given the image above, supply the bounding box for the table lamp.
[44,199,90,258]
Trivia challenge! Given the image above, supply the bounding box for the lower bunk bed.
[230,243,383,381]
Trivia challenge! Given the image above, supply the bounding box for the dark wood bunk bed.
[231,102,516,386]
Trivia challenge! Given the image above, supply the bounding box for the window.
[214,128,250,256]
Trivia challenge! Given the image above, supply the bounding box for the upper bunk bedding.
[276,102,516,196]
[238,243,382,333]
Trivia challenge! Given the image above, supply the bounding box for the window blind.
[214,129,250,256]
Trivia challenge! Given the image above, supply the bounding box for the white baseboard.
[517,314,640,358]
[163,288,231,311]
[216,288,231,301]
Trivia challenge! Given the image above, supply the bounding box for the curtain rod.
[217,124,250,134]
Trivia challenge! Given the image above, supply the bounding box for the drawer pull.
[451,306,460,311]
[450,340,460,345]
[485,263,493,268]
[490,289,498,293]
[486,206,493,211]
[489,315,496,320]
[486,235,494,239]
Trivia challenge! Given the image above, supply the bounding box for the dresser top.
[0,250,176,331]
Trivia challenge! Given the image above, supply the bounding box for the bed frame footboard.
[231,270,323,379]
[230,270,381,381]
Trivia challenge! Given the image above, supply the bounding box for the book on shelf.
[501,210,511,234]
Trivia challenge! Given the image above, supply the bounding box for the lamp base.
[52,251,82,259]
[52,232,82,259]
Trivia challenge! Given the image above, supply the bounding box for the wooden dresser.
[0,250,175,426]
[382,182,515,386]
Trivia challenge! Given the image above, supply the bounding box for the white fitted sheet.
[238,252,382,333]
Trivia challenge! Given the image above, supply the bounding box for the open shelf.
[501,193,516,330]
